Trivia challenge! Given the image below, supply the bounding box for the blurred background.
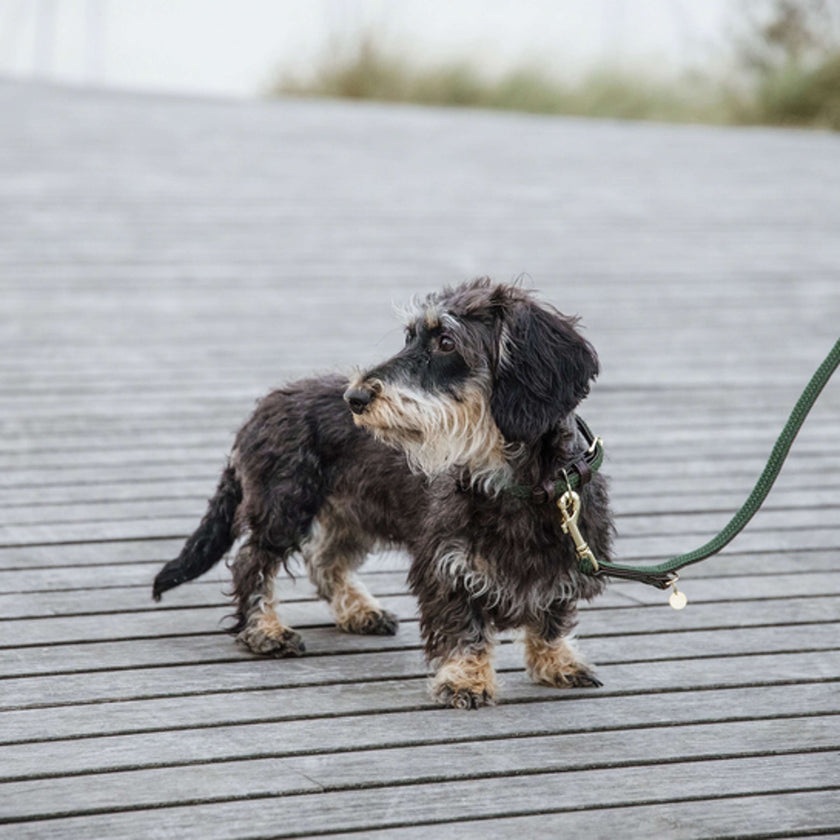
[1,0,839,128]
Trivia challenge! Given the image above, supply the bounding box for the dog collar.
[505,415,604,503]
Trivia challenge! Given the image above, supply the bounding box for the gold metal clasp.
[557,490,599,572]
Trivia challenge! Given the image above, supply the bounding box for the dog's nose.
[343,386,375,415]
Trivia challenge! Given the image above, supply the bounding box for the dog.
[152,279,613,708]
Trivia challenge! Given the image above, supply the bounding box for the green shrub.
[271,11,840,131]
[273,36,723,125]
[750,53,840,127]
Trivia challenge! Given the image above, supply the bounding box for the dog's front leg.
[416,584,496,709]
[524,604,602,688]
[302,511,398,636]
[431,644,497,710]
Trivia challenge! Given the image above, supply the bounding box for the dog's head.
[345,279,599,480]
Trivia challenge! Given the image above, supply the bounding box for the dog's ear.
[490,296,599,443]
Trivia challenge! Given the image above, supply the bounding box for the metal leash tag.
[669,577,688,610]
[557,490,599,572]
[559,487,689,609]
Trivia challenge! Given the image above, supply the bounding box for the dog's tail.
[152,465,243,601]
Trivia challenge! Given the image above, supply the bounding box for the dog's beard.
[355,382,511,489]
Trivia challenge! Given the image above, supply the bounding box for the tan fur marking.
[253,608,291,640]
[330,575,385,632]
[235,595,302,656]
[356,382,509,484]
[524,632,591,686]
[431,648,497,701]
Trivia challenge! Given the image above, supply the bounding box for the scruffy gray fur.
[153,279,613,708]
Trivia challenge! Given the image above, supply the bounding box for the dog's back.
[152,375,423,604]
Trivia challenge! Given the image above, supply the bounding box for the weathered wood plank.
[1,430,836,469]
[2,494,837,535]
[1,717,837,821]
[0,539,187,568]
[2,672,835,747]
[322,790,840,840]
[0,498,207,527]
[0,413,833,457]
[0,515,836,554]
[0,485,837,528]
[1,448,836,491]
[1,752,836,839]
[2,548,837,592]
[3,569,838,619]
[0,418,835,470]
[1,646,837,712]
[2,619,836,683]
[3,589,838,650]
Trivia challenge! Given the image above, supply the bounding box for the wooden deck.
[1,79,839,839]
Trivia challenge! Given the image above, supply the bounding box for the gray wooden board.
[1,717,837,821]
[2,494,838,533]
[0,485,838,525]
[322,791,840,840]
[0,516,837,554]
[3,570,839,618]
[2,78,840,837]
[2,432,837,469]
[0,487,830,522]
[3,619,838,682]
[3,685,839,773]
[5,707,839,791]
[1,753,837,839]
[0,539,187,568]
[2,548,838,592]
[3,591,839,649]
[1,417,836,461]
[2,647,838,712]
[1,448,837,490]
[0,670,838,781]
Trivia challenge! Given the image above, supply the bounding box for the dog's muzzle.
[343,385,375,415]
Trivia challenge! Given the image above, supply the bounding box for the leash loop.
[580,336,840,589]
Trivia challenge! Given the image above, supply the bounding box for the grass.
[747,54,840,127]
[271,33,840,131]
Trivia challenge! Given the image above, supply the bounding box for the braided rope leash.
[577,336,840,605]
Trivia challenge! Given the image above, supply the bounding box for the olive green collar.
[505,415,604,504]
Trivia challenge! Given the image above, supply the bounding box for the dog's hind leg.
[303,505,398,636]
[230,541,306,657]
[230,454,327,657]
[523,604,602,688]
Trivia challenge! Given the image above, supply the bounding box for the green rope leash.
[580,336,840,590]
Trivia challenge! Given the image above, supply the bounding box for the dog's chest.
[430,540,586,619]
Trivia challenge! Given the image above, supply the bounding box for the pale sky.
[1,0,733,98]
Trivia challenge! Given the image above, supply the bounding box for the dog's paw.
[531,666,603,689]
[566,669,603,688]
[338,608,399,636]
[524,634,601,689]
[433,682,495,710]
[237,624,306,658]
[430,652,497,709]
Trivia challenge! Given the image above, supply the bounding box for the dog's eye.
[438,335,456,353]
